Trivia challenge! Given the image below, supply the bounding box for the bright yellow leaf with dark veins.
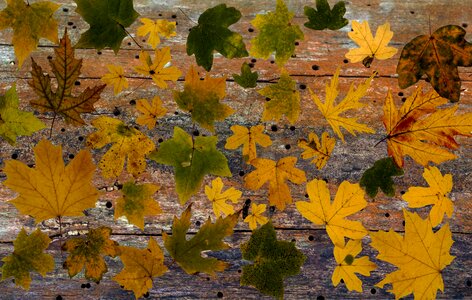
[205,177,242,217]
[403,166,453,227]
[298,131,335,169]
[225,125,272,162]
[1,228,54,290]
[101,64,129,95]
[296,179,368,247]
[332,239,376,292]
[0,0,59,67]
[87,116,156,178]
[3,139,99,223]
[114,238,168,299]
[115,181,162,230]
[137,18,176,49]
[136,96,167,129]
[310,67,375,142]
[244,203,269,230]
[135,47,182,89]
[370,210,455,299]
[63,227,120,282]
[245,156,306,211]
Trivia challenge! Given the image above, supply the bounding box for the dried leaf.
[298,131,335,169]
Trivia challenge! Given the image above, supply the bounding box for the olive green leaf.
[360,157,404,198]
[304,0,348,30]
[233,62,258,88]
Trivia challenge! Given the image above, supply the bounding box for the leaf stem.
[374,136,388,147]
[49,113,57,138]
[120,24,142,49]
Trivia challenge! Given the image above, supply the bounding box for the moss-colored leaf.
[225,125,272,162]
[135,96,167,129]
[233,62,258,88]
[137,18,176,49]
[134,47,182,89]
[298,131,335,169]
[360,157,404,198]
[304,0,348,31]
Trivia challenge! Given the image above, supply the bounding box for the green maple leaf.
[240,222,306,299]
[233,62,258,88]
[74,0,139,53]
[150,126,231,204]
[304,0,348,30]
[0,84,45,145]
[163,205,239,275]
[250,0,304,67]
[187,4,248,71]
[360,157,404,198]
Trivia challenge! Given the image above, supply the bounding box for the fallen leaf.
[244,203,269,230]
[298,131,335,169]
[233,62,258,88]
[136,96,167,129]
[135,47,182,89]
[101,64,129,95]
[304,0,348,31]
[205,177,242,217]
[225,125,272,162]
[360,157,404,198]
[137,18,176,48]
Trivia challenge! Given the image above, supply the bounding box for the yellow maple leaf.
[114,237,168,299]
[136,96,167,129]
[402,166,453,227]
[345,20,397,67]
[310,67,376,142]
[137,18,176,48]
[225,125,272,162]
[296,179,368,247]
[244,203,269,230]
[298,131,335,169]
[101,64,129,95]
[245,156,306,211]
[332,239,377,292]
[3,139,99,223]
[205,177,242,217]
[370,209,455,299]
[135,47,182,88]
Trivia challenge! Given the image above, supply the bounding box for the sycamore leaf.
[397,25,472,102]
[29,30,106,126]
[370,210,455,299]
[250,0,304,66]
[101,64,129,95]
[135,47,182,89]
[115,181,162,230]
[150,126,231,204]
[163,205,239,275]
[86,116,156,178]
[296,179,368,247]
[244,203,269,230]
[225,125,272,162]
[74,0,139,53]
[345,21,397,67]
[135,96,167,129]
[0,0,59,67]
[258,70,300,124]
[205,177,241,217]
[360,157,404,198]
[1,228,54,290]
[4,139,99,223]
[298,131,335,169]
[62,227,120,282]
[310,67,375,142]
[332,239,376,292]
[187,4,248,71]
[114,238,168,299]
[240,222,306,299]
[0,84,45,145]
[402,166,453,227]
[304,0,348,31]
[382,86,472,167]
[174,65,234,132]
[245,156,306,211]
[137,18,176,49]
[233,62,258,88]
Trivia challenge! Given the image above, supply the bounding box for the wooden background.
[0,0,471,299]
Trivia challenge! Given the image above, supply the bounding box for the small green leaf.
[360,157,404,198]
[233,62,258,88]
[304,0,348,31]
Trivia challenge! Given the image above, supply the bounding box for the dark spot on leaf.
[239,170,245,176]
[217,292,223,298]
[106,201,112,209]
[308,235,314,241]
[271,125,277,132]
[11,153,18,159]
[149,70,156,75]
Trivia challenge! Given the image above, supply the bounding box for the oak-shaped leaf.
[4,139,99,223]
[137,18,176,49]
[114,238,168,299]
[74,0,139,52]
[29,30,106,126]
[304,0,348,31]
[187,4,248,71]
[1,228,54,289]
[150,126,231,204]
[87,116,156,178]
[244,203,269,230]
[240,222,306,299]
[135,96,167,129]
[296,179,368,247]
[163,205,239,275]
[233,62,258,88]
[370,210,455,299]
[62,227,120,282]
[205,177,242,217]
[360,157,404,198]
[0,84,46,145]
[225,125,272,162]
[298,131,335,170]
[134,47,182,89]
[397,25,472,102]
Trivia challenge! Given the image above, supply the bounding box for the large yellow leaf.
[370,210,455,299]
[245,156,306,211]
[298,131,335,169]
[205,177,242,217]
[137,18,176,49]
[296,179,367,247]
[135,47,181,89]
[225,125,272,162]
[3,139,99,223]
